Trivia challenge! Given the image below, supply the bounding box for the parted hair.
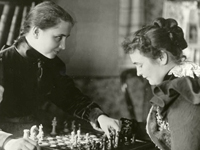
[122,17,187,61]
[21,1,74,36]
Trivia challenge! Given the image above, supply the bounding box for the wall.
[144,0,164,24]
[53,0,165,77]
[50,0,165,119]
[53,0,120,77]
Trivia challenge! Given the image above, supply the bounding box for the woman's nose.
[59,39,66,50]
[136,68,142,76]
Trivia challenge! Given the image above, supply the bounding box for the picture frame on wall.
[188,23,198,44]
[163,1,200,64]
[185,8,200,49]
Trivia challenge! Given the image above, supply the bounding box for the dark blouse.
[0,38,104,124]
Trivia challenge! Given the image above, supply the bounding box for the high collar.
[150,71,177,108]
[151,72,176,93]
[162,72,176,82]
[14,37,65,74]
[14,37,53,63]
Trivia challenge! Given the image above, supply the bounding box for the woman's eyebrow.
[57,34,70,37]
[133,62,139,65]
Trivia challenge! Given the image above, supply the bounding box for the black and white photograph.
[0,0,200,150]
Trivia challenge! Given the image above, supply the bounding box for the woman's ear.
[32,27,40,39]
[158,51,168,65]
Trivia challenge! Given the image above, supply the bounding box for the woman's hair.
[20,1,74,36]
[122,17,187,62]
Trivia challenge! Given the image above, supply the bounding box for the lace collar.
[168,61,200,78]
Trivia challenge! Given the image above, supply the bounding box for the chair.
[120,68,153,122]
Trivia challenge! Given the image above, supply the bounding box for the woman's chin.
[45,54,56,59]
[149,80,162,86]
[148,80,156,86]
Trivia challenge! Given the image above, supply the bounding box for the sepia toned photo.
[0,1,200,150]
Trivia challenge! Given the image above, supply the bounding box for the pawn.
[78,124,81,132]
[73,135,78,147]
[91,140,96,149]
[71,131,75,143]
[107,138,112,150]
[85,133,89,143]
[63,121,70,133]
[131,133,136,144]
[102,135,107,150]
[23,129,30,139]
[96,142,101,150]
[77,130,81,143]
[71,120,76,132]
[110,132,115,148]
[50,117,57,136]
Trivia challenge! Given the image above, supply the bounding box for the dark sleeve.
[48,75,105,123]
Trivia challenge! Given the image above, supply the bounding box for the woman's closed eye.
[54,36,63,42]
[134,62,142,68]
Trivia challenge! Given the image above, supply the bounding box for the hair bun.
[154,17,187,50]
[166,18,178,28]
[153,17,167,28]
[153,17,178,30]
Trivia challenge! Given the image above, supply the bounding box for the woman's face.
[129,49,166,85]
[36,20,73,59]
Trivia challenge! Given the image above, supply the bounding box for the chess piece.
[71,131,75,143]
[50,117,57,136]
[30,125,39,141]
[102,135,107,150]
[107,138,112,150]
[73,135,78,147]
[23,129,30,139]
[85,133,89,143]
[96,142,101,150]
[114,131,120,148]
[78,124,81,132]
[71,120,76,132]
[91,140,96,149]
[37,124,44,142]
[63,121,69,133]
[110,132,115,149]
[120,118,136,146]
[77,129,81,143]
[131,133,136,144]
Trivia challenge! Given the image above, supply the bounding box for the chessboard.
[22,117,158,150]
[38,134,157,150]
[39,133,104,150]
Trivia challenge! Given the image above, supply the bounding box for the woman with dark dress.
[0,1,120,150]
[122,17,200,150]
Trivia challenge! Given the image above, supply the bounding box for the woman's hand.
[97,115,120,138]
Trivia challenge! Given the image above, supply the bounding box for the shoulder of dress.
[0,46,15,56]
[168,61,200,78]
